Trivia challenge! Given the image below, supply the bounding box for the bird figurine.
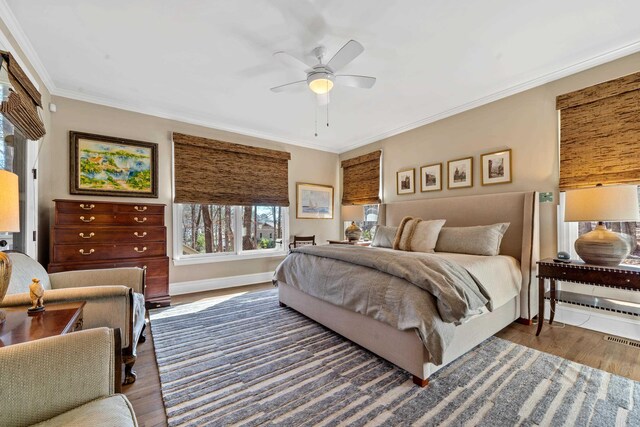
[28,278,45,314]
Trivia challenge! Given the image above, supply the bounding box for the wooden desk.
[327,240,371,246]
[536,258,640,336]
[0,301,85,347]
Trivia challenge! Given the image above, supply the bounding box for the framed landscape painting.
[420,163,442,192]
[70,131,158,198]
[296,183,334,219]
[447,157,473,189]
[481,149,512,185]
[396,168,415,195]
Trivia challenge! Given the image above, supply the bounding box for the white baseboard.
[170,272,274,296]
[544,300,640,341]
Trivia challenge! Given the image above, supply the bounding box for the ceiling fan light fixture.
[308,72,334,95]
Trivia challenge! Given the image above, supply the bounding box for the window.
[344,204,379,241]
[175,203,287,263]
[558,189,640,265]
[1,115,37,256]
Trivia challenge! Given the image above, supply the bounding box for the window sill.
[173,250,288,266]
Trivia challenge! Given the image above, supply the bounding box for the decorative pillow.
[371,225,397,248]
[435,223,510,256]
[393,216,446,253]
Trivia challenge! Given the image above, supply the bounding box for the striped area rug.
[150,289,640,426]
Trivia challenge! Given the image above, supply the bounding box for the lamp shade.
[565,185,640,222]
[0,170,19,232]
[341,205,364,222]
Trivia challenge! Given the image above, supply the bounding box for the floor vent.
[604,335,640,349]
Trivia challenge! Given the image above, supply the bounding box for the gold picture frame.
[296,182,334,219]
[396,168,415,195]
[447,157,473,189]
[420,163,442,192]
[481,149,512,185]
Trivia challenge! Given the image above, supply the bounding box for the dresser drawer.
[53,226,166,244]
[53,242,166,263]
[56,213,164,226]
[48,256,169,275]
[56,200,164,215]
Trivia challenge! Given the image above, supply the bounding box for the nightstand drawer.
[538,262,640,289]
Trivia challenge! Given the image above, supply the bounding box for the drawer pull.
[134,246,147,253]
[79,204,95,210]
[134,206,147,212]
[134,231,147,238]
[134,217,147,223]
[79,249,95,256]
[79,232,95,239]
[80,216,95,223]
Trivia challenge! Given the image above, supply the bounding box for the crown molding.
[0,0,56,92]
[337,38,640,154]
[51,87,339,153]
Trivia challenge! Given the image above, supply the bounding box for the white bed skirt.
[278,282,519,381]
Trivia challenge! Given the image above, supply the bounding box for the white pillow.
[371,225,397,248]
[393,216,446,253]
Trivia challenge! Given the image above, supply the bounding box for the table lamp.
[564,184,639,266]
[0,170,19,324]
[342,205,364,241]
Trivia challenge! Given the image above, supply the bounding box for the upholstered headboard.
[385,191,540,321]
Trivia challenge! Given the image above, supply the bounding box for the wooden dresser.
[48,199,170,308]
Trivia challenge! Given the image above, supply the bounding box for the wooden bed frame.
[278,191,539,386]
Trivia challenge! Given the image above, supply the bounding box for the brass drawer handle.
[134,231,147,238]
[79,249,95,256]
[79,232,95,239]
[134,246,147,253]
[80,216,95,223]
[134,206,147,212]
[79,204,95,210]
[134,217,147,223]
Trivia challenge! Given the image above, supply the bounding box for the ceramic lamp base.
[345,221,362,242]
[574,224,633,266]
[0,250,11,306]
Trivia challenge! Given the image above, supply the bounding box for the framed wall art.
[420,163,442,192]
[296,183,334,219]
[69,131,158,198]
[396,168,415,195]
[481,149,512,185]
[447,157,473,189]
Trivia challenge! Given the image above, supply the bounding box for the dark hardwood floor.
[124,283,640,426]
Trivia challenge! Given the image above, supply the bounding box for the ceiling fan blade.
[270,80,308,93]
[335,75,376,89]
[273,51,312,71]
[316,93,330,106]
[327,40,364,71]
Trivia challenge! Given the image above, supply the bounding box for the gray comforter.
[273,245,490,365]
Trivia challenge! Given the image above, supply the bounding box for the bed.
[275,191,539,386]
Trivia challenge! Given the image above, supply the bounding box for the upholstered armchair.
[0,327,138,427]
[0,252,146,384]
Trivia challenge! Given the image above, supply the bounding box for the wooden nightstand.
[536,258,640,336]
[327,240,371,247]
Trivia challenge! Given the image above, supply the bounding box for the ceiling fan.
[270,39,376,104]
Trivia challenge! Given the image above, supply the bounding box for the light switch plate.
[539,192,553,203]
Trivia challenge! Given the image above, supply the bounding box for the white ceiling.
[4,0,640,153]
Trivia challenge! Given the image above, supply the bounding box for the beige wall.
[43,96,340,284]
[340,52,640,259]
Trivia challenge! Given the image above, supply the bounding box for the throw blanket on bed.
[273,245,490,364]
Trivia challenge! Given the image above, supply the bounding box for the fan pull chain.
[314,101,318,137]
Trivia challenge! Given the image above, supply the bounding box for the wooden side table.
[536,259,640,336]
[327,240,371,246]
[0,301,85,347]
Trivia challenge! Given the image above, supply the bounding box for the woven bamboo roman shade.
[557,71,640,189]
[0,51,46,141]
[173,132,291,206]
[341,150,382,205]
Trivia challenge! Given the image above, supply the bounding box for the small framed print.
[447,157,473,189]
[481,149,512,185]
[396,168,415,195]
[420,163,442,192]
